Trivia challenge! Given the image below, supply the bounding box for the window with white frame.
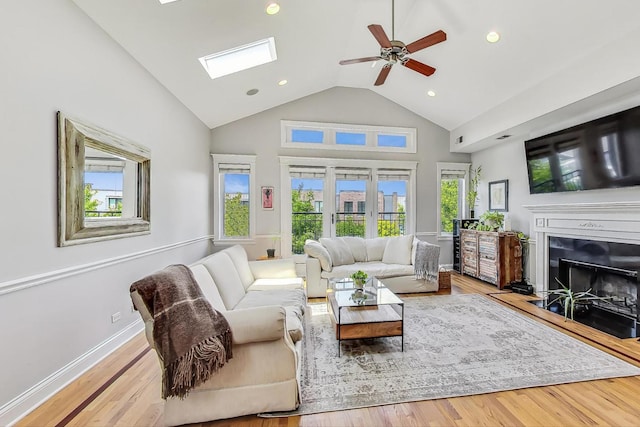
[437,162,470,236]
[281,120,417,153]
[212,154,256,243]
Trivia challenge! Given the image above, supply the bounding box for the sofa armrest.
[249,259,297,279]
[224,305,287,345]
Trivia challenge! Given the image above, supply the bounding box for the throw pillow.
[304,240,332,271]
[365,237,388,261]
[342,236,367,262]
[382,234,414,265]
[319,237,355,266]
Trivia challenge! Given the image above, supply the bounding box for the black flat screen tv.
[525,105,640,194]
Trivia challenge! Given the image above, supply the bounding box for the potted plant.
[350,270,368,289]
[267,236,279,258]
[466,165,481,217]
[544,278,612,321]
[467,211,504,232]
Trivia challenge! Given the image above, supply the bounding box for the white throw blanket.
[414,241,440,281]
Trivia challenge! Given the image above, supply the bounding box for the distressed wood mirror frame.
[57,112,151,246]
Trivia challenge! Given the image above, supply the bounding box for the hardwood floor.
[17,273,640,427]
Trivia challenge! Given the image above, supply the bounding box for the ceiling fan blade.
[405,30,447,53]
[402,58,436,77]
[339,56,382,65]
[368,24,392,48]
[374,64,392,86]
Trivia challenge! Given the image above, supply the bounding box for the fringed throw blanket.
[414,240,440,281]
[130,264,232,399]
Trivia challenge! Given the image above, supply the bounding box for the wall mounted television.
[525,105,640,194]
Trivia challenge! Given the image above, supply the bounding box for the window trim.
[437,162,471,237]
[281,120,417,153]
[212,154,256,244]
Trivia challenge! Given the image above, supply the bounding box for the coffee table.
[327,277,404,356]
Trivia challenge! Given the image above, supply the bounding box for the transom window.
[281,120,416,153]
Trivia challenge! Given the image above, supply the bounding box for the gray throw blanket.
[130,264,232,399]
[414,240,440,281]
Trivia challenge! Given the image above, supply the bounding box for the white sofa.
[131,245,306,426]
[304,235,440,298]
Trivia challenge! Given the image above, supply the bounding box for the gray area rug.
[265,294,640,416]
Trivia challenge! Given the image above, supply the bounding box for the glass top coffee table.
[327,277,404,356]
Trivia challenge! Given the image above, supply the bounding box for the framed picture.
[261,186,274,210]
[488,180,509,212]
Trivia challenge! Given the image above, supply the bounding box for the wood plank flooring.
[16,273,640,427]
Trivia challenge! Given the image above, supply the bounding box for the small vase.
[266,249,275,258]
[470,209,475,218]
[354,279,365,289]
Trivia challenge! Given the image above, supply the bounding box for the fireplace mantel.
[524,201,640,293]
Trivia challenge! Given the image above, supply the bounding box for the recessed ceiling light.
[198,37,277,80]
[427,90,436,97]
[265,2,280,15]
[371,61,378,68]
[158,0,180,3]
[486,31,500,43]
[278,79,288,86]
[246,88,259,96]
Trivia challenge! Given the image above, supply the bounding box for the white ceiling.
[72,0,640,132]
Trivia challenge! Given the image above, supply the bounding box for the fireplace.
[525,201,640,338]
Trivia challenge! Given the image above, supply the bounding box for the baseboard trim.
[0,320,144,427]
[0,235,213,296]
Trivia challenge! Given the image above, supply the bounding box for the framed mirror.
[57,112,151,246]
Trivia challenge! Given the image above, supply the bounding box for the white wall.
[0,1,211,423]
[210,87,471,261]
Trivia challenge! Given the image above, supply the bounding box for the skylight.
[199,37,277,80]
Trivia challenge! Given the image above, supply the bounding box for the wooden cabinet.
[460,230,522,289]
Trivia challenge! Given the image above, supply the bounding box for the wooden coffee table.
[327,277,404,356]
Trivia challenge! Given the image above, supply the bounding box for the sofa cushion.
[304,240,332,271]
[320,261,414,279]
[382,234,414,265]
[365,237,388,261]
[223,245,255,290]
[189,264,227,311]
[247,277,305,291]
[342,236,367,262]
[320,237,355,266]
[249,259,297,279]
[201,253,246,310]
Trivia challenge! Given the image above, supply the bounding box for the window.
[344,201,354,213]
[437,163,469,236]
[212,154,256,243]
[281,120,416,153]
[357,201,366,212]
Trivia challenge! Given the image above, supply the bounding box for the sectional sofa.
[130,245,306,426]
[304,235,440,297]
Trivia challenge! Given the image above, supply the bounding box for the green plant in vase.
[351,270,368,289]
[466,165,481,217]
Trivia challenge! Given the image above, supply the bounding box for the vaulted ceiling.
[73,0,640,140]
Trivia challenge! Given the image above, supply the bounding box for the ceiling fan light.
[265,2,280,15]
[486,31,500,43]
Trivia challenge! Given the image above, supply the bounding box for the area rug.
[264,294,640,416]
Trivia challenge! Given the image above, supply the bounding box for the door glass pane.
[336,132,366,145]
[291,178,323,254]
[336,180,366,237]
[223,173,250,238]
[377,180,406,236]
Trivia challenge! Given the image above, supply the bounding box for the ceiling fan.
[339,0,447,86]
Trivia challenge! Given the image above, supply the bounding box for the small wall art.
[488,179,509,212]
[261,186,274,210]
